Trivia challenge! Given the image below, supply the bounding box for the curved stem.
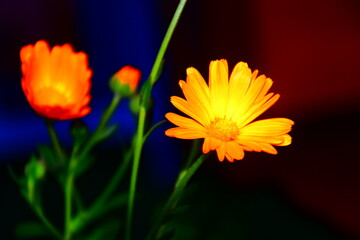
[143,120,166,144]
[145,153,208,240]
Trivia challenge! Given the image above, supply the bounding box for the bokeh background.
[1,0,360,239]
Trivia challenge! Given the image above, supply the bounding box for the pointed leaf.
[94,124,118,143]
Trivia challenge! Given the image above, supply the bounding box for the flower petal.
[236,93,280,127]
[216,143,226,162]
[241,118,294,136]
[209,59,229,118]
[165,127,206,139]
[226,141,245,161]
[20,40,92,120]
[179,80,213,125]
[227,62,252,118]
[170,96,207,126]
[165,112,206,131]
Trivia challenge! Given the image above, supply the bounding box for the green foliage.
[37,145,56,167]
[15,221,51,239]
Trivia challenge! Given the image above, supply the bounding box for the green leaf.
[93,124,118,143]
[72,154,96,177]
[15,221,51,239]
[139,79,152,109]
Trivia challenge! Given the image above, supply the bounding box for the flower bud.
[109,65,141,96]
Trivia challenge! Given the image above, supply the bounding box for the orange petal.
[216,143,226,162]
[226,141,245,160]
[165,127,206,139]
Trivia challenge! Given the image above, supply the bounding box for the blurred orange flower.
[20,40,92,120]
[110,65,141,96]
[165,59,294,162]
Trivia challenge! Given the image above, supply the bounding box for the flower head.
[20,40,92,120]
[165,59,294,162]
[110,65,141,96]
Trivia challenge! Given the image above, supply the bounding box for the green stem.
[45,120,65,164]
[125,0,188,238]
[149,0,188,84]
[143,120,167,144]
[146,154,208,240]
[33,205,63,240]
[125,107,147,240]
[80,94,122,159]
[184,139,201,170]
[64,171,74,240]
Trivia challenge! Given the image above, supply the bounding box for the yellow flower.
[20,40,92,120]
[165,59,294,162]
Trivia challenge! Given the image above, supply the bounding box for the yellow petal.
[186,67,210,99]
[165,112,205,130]
[209,59,229,118]
[277,134,292,146]
[241,118,294,136]
[227,62,252,118]
[251,75,274,105]
[236,94,280,128]
[170,96,207,126]
[179,79,213,125]
[258,143,278,155]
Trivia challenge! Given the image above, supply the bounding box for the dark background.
[1,0,360,239]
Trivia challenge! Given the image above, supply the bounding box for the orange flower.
[165,59,294,162]
[110,65,141,96]
[20,40,92,120]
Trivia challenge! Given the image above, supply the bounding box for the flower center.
[207,118,240,141]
